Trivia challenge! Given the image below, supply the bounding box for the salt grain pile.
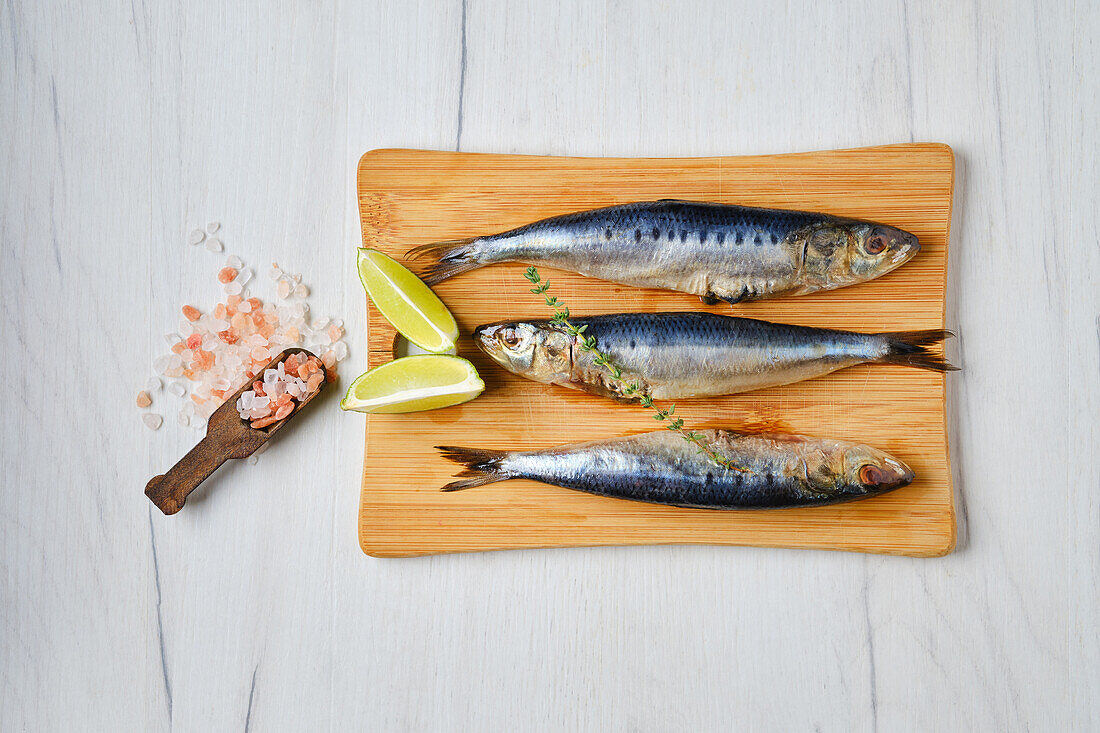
[137,224,348,432]
[236,352,326,428]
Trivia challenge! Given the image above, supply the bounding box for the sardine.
[438,430,914,509]
[408,200,920,302]
[475,312,956,401]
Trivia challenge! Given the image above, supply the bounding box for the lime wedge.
[339,355,484,414]
[357,248,458,353]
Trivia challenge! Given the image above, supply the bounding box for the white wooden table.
[3,1,1097,730]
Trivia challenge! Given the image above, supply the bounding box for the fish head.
[836,443,915,498]
[799,222,920,289]
[473,321,573,384]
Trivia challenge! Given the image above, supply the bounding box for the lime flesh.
[339,355,484,414]
[357,248,458,353]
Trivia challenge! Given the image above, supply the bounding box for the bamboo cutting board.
[356,144,955,558]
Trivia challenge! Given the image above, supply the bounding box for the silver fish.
[475,312,956,401]
[438,430,914,509]
[408,200,920,303]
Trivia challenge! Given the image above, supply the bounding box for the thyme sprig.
[524,267,746,472]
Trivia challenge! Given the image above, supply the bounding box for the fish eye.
[500,328,522,348]
[864,235,887,255]
[858,464,884,486]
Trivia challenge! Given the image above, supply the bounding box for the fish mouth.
[890,231,920,264]
[472,323,500,356]
[879,457,916,491]
[473,324,518,369]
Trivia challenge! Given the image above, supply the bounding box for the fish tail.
[880,329,959,372]
[437,446,512,491]
[404,237,482,284]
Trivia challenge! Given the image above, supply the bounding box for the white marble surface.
[2,1,1098,730]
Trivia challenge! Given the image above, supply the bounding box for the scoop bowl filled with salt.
[144,348,327,515]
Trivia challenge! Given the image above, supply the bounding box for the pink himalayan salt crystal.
[182,305,201,321]
[136,391,152,408]
[217,267,238,284]
[192,350,215,371]
[236,354,326,427]
[321,350,336,369]
[327,324,343,342]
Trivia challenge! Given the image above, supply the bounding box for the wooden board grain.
[356,144,955,558]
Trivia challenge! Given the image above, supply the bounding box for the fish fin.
[718,287,750,305]
[881,329,959,372]
[568,376,642,404]
[404,237,481,284]
[436,446,511,491]
[700,293,720,305]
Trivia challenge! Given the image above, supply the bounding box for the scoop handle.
[145,437,231,515]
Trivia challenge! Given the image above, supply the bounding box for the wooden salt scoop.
[145,348,327,515]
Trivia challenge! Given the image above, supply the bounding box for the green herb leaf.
[518,265,744,472]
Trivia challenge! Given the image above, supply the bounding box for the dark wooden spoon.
[145,348,327,515]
